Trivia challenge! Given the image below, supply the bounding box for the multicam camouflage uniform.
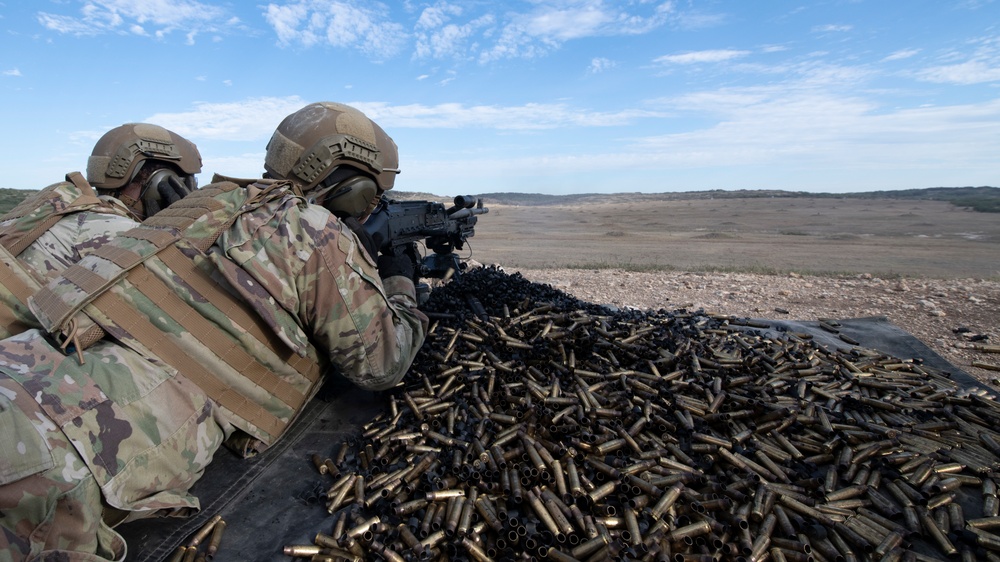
[0,179,427,561]
[0,173,138,339]
[0,174,142,562]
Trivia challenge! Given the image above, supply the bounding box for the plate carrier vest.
[29,180,322,450]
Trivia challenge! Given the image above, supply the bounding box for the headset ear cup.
[323,176,378,218]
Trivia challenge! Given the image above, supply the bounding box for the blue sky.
[2,1,998,196]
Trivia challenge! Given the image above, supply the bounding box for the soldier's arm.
[300,216,428,391]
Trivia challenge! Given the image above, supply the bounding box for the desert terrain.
[463,196,1000,385]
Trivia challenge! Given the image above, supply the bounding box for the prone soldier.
[0,102,427,561]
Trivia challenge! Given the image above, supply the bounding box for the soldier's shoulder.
[208,173,260,187]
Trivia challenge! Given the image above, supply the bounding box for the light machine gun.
[362,195,489,302]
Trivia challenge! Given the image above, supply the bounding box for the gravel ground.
[510,268,1000,387]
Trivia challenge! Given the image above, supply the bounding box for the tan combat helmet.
[264,102,400,218]
[86,123,202,190]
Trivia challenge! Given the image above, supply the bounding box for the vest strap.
[0,249,39,334]
[3,173,103,256]
[91,283,287,440]
[157,245,320,383]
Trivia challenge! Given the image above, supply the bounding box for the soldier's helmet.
[86,123,202,190]
[264,102,399,219]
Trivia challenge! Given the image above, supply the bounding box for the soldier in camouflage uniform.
[0,124,202,562]
[0,103,427,562]
[0,123,202,339]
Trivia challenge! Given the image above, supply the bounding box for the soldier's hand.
[342,216,377,259]
[377,244,417,281]
[146,175,193,215]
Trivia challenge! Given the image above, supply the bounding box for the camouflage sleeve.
[300,216,428,391]
[19,208,138,280]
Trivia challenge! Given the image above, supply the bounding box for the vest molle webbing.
[0,172,104,338]
[30,181,322,446]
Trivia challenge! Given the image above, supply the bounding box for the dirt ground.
[509,267,1000,386]
[459,196,1000,386]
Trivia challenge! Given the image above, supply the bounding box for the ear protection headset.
[310,167,380,219]
[321,175,379,218]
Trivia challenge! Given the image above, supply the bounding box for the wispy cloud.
[3,68,22,77]
[263,0,406,59]
[348,101,666,130]
[654,49,750,65]
[478,1,677,63]
[261,0,683,63]
[37,0,234,43]
[402,90,1000,193]
[914,35,1000,84]
[883,48,921,62]
[588,57,615,73]
[414,5,493,60]
[143,96,308,140]
[632,76,1000,174]
[917,60,1000,84]
[811,24,853,33]
[134,95,663,144]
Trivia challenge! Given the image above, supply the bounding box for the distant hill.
[0,188,30,215]
[465,186,1000,213]
[2,185,997,216]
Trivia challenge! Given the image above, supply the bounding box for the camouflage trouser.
[0,331,230,562]
[0,374,125,562]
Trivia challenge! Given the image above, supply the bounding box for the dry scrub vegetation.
[464,197,1000,385]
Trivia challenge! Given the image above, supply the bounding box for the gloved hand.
[342,216,377,260]
[145,174,193,215]
[377,244,418,281]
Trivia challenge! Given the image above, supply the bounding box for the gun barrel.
[451,195,478,210]
[449,206,488,220]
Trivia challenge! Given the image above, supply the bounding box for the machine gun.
[362,195,489,289]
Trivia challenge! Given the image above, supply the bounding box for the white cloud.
[37,0,232,41]
[655,49,750,65]
[882,48,920,62]
[588,57,615,73]
[415,14,493,59]
[811,24,853,33]
[917,60,1000,84]
[201,152,268,181]
[349,101,665,130]
[263,0,406,59]
[415,2,463,30]
[633,80,1000,175]
[142,96,309,140]
[3,68,22,77]
[403,92,1000,194]
[478,1,677,63]
[915,36,1000,84]
[260,1,689,63]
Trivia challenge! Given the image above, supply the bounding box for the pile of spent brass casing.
[287,266,1000,562]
